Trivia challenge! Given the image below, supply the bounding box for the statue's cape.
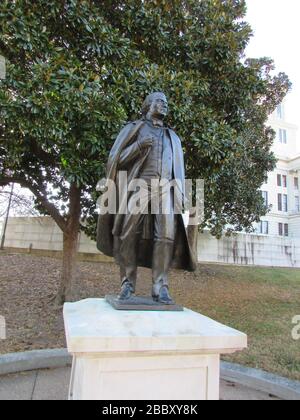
[97,120,197,272]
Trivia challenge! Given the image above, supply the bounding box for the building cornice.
[268,117,298,130]
[275,155,300,171]
[262,212,300,220]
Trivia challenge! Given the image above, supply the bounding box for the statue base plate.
[105,295,184,312]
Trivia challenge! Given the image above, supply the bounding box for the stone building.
[257,103,300,238]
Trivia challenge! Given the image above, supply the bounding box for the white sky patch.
[0,185,36,221]
[246,0,300,125]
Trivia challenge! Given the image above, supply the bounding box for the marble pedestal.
[64,299,247,401]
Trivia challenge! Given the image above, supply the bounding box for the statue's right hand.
[139,136,153,149]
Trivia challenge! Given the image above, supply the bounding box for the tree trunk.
[187,224,198,257]
[187,208,199,257]
[55,184,81,305]
[55,229,80,305]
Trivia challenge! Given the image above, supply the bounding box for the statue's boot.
[152,240,175,305]
[118,265,137,301]
[154,284,174,305]
[118,280,135,301]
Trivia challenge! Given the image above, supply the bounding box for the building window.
[262,191,269,207]
[277,104,284,119]
[278,194,288,212]
[278,193,282,211]
[259,221,269,235]
[278,174,287,188]
[278,223,288,236]
[277,174,282,187]
[295,196,300,213]
[283,194,288,212]
[295,177,299,190]
[279,129,287,144]
[283,175,287,188]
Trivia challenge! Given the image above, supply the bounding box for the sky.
[245,0,300,126]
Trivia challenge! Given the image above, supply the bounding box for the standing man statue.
[97,92,196,306]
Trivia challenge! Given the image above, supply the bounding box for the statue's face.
[149,95,168,119]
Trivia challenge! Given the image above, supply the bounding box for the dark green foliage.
[0,0,291,239]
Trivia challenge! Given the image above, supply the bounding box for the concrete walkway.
[0,367,281,400]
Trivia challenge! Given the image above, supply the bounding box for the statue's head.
[141,92,168,119]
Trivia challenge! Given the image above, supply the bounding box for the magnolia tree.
[0,0,290,304]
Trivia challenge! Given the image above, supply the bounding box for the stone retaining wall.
[2,216,300,268]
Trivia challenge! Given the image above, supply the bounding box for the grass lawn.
[187,265,300,381]
[0,252,299,381]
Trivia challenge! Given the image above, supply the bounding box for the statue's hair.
[141,92,167,116]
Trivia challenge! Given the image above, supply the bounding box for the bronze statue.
[97,92,196,307]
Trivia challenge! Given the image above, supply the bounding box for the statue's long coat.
[97,120,197,272]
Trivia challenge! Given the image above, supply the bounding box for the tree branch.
[27,137,57,166]
[0,41,25,66]
[67,183,82,233]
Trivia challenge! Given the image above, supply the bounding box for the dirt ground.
[0,252,202,353]
[0,252,300,381]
